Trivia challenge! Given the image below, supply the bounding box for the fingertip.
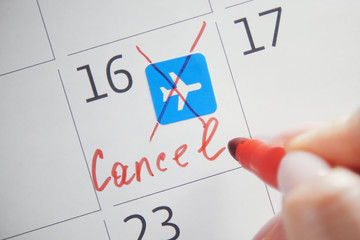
[278,151,330,195]
[268,121,325,146]
[283,168,360,240]
[284,109,360,169]
[253,213,286,240]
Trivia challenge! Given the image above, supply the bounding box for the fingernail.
[277,151,331,194]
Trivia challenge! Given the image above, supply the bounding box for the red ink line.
[151,54,201,135]
[137,22,207,141]
[190,21,206,52]
[140,52,189,142]
[198,116,206,127]
[198,117,226,161]
[135,46,160,142]
[170,21,207,117]
[162,60,188,110]
[136,45,152,64]
[190,22,207,128]
[151,61,187,103]
[136,46,185,100]
[150,122,159,142]
[146,57,195,142]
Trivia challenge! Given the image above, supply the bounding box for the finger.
[282,168,360,240]
[268,121,325,146]
[253,213,287,240]
[285,108,360,169]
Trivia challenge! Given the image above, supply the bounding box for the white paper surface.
[1,0,359,239]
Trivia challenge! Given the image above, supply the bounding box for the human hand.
[233,109,360,240]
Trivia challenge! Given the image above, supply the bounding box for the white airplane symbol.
[160,72,202,111]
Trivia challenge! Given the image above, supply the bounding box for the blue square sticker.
[145,53,217,125]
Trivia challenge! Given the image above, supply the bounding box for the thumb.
[285,108,360,169]
[282,167,360,240]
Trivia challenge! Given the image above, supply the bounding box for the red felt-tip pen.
[228,138,286,189]
[228,136,333,194]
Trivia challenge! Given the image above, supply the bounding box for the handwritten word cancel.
[92,117,226,192]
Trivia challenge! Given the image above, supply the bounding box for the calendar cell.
[0,66,99,239]
[0,0,54,76]
[37,0,213,55]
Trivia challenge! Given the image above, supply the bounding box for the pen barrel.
[235,139,285,189]
[250,145,285,189]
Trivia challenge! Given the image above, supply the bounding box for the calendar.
[1,0,359,239]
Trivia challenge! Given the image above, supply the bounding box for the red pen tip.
[228,137,247,160]
[228,137,285,189]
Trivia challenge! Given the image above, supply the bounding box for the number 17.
[234,7,282,55]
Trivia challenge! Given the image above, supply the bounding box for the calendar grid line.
[103,220,112,240]
[0,59,55,77]
[3,1,359,239]
[113,167,242,207]
[214,22,252,139]
[264,185,276,214]
[225,0,256,9]
[67,11,213,56]
[36,0,56,59]
[215,22,276,214]
[2,210,101,240]
[208,0,214,12]
[57,70,102,210]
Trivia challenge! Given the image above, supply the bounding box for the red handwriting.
[156,152,167,172]
[92,149,111,191]
[198,117,226,161]
[92,144,188,192]
[112,162,135,187]
[92,117,225,192]
[173,144,188,167]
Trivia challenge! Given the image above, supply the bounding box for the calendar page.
[1,0,359,239]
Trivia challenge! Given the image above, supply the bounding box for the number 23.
[124,206,180,240]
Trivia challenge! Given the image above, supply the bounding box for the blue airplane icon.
[145,53,217,125]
